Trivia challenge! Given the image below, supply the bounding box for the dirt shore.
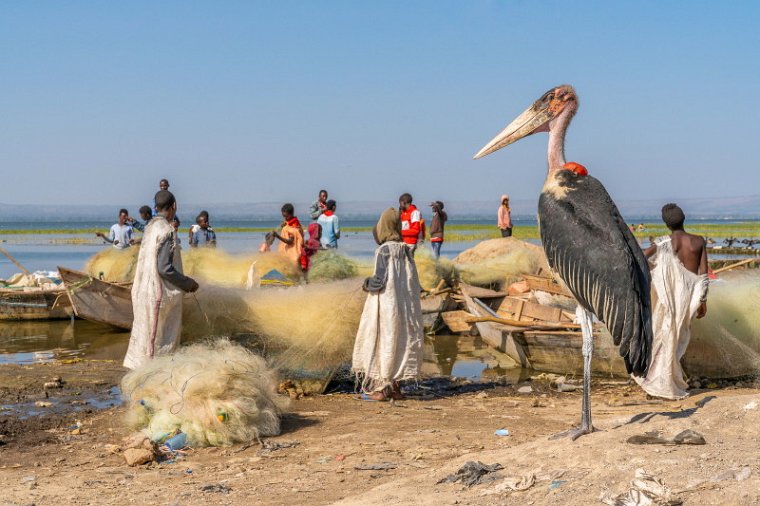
[1,360,759,505]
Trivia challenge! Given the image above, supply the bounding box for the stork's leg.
[551,307,599,441]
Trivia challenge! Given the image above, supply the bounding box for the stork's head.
[474,85,578,159]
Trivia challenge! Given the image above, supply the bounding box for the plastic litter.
[494,429,511,437]
[163,432,188,451]
[549,479,566,490]
[600,468,682,506]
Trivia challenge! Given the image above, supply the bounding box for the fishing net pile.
[247,279,366,371]
[414,249,457,291]
[181,286,254,339]
[688,271,760,377]
[183,249,301,287]
[453,238,549,289]
[308,250,359,282]
[121,340,288,447]
[85,247,139,282]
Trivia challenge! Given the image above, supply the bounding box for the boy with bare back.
[636,203,709,399]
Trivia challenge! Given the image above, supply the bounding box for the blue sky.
[1,1,759,208]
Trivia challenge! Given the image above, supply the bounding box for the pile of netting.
[86,247,302,286]
[308,250,359,282]
[688,271,760,377]
[121,340,288,447]
[453,237,549,289]
[85,248,139,282]
[247,279,366,371]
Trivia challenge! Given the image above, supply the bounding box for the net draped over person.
[635,236,709,399]
[352,208,424,393]
[123,215,194,369]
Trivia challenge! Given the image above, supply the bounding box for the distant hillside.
[1,195,759,222]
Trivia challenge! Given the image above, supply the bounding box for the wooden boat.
[459,282,629,377]
[0,287,73,321]
[58,267,133,330]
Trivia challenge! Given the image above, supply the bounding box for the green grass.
[1,222,759,243]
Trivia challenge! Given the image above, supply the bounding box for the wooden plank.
[463,294,532,369]
[440,310,475,333]
[496,296,567,322]
[459,282,508,299]
[522,274,574,297]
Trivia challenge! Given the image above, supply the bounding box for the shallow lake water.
[0,317,521,384]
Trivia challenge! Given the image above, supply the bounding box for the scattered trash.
[481,469,566,496]
[258,440,300,455]
[551,376,582,392]
[627,429,706,446]
[712,467,752,482]
[34,401,52,408]
[200,483,232,494]
[163,432,188,452]
[600,468,682,506]
[517,385,533,394]
[437,461,504,487]
[354,462,398,471]
[743,400,758,411]
[548,479,566,490]
[494,429,511,437]
[21,475,37,488]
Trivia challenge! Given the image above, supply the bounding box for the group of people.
[119,180,707,405]
[263,190,450,276]
[96,179,216,250]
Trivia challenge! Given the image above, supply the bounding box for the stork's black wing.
[538,173,652,376]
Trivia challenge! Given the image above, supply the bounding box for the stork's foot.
[549,424,599,441]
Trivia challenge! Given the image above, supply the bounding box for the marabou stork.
[474,85,652,440]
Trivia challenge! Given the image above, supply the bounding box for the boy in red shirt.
[399,193,421,255]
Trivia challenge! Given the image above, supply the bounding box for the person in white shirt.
[96,209,135,249]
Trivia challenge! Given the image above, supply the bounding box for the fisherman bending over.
[635,203,708,399]
[123,190,199,370]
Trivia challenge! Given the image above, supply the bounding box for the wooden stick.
[0,247,30,275]
[713,257,756,274]
[465,314,581,330]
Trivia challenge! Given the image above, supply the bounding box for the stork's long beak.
[473,102,553,160]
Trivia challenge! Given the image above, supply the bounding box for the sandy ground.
[1,360,759,505]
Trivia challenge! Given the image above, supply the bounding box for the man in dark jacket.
[428,201,447,259]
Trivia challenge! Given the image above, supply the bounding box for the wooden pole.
[0,247,30,275]
[465,314,581,330]
[713,257,756,274]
